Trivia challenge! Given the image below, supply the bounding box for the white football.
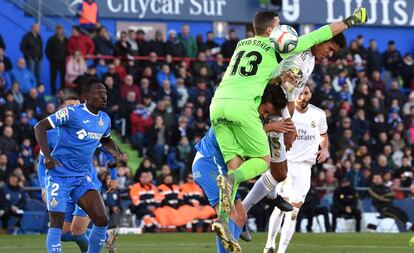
[270,25,298,53]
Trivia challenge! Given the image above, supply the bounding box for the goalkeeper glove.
[344,7,368,28]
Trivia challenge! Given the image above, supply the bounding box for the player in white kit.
[241,33,347,240]
[264,85,329,253]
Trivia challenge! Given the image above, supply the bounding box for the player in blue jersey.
[193,84,292,253]
[35,81,121,253]
[37,96,118,253]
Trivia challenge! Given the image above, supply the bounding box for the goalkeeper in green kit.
[210,8,368,252]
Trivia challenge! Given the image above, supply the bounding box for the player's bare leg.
[77,190,109,253]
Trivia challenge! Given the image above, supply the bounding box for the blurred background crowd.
[0,19,414,234]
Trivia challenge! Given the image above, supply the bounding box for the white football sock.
[265,207,285,249]
[277,207,299,253]
[243,170,278,213]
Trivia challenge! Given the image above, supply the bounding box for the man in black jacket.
[0,174,26,234]
[220,29,239,59]
[296,185,331,232]
[20,23,43,84]
[332,178,361,232]
[46,25,68,94]
[368,173,414,231]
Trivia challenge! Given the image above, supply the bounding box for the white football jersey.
[287,104,327,163]
[273,50,315,100]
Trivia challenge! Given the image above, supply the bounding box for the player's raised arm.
[282,7,368,57]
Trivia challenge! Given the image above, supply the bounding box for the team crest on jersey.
[50,198,58,207]
[311,121,316,128]
[56,108,69,119]
[98,118,104,127]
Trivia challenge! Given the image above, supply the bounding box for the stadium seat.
[20,211,49,234]
[24,199,47,211]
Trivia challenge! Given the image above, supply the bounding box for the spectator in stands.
[130,171,161,232]
[401,53,414,89]
[356,34,367,59]
[143,52,161,77]
[94,26,115,56]
[296,185,331,232]
[127,30,138,55]
[369,173,414,231]
[332,178,361,232]
[10,58,36,95]
[148,30,165,56]
[148,115,168,165]
[65,50,87,90]
[366,39,382,76]
[156,81,179,108]
[383,40,402,85]
[205,31,219,52]
[120,74,141,102]
[0,63,11,91]
[102,63,121,89]
[195,34,207,55]
[210,54,227,82]
[23,88,45,117]
[67,26,95,56]
[130,105,153,156]
[114,57,127,81]
[0,174,26,234]
[45,25,68,95]
[0,154,9,186]
[165,30,186,58]
[20,23,42,84]
[192,52,212,78]
[180,172,215,232]
[345,161,365,187]
[179,25,198,58]
[0,47,12,71]
[136,30,150,56]
[221,29,239,59]
[77,0,98,34]
[115,31,132,58]
[352,109,370,139]
[156,64,176,88]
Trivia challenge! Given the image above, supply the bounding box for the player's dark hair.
[331,33,347,49]
[80,77,101,95]
[253,11,278,35]
[261,84,287,110]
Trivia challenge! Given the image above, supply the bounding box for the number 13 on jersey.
[230,50,263,77]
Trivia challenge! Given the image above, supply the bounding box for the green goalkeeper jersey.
[213,25,333,103]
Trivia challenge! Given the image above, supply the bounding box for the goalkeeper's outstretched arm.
[281,7,368,57]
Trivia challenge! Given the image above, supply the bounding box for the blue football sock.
[230,220,242,240]
[216,236,228,253]
[87,225,107,253]
[46,228,62,253]
[73,233,89,253]
[215,219,240,253]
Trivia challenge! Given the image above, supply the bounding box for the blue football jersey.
[195,128,226,166]
[47,103,111,177]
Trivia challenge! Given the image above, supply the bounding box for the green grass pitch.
[0,233,412,252]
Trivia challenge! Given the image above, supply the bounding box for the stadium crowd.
[0,21,414,233]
